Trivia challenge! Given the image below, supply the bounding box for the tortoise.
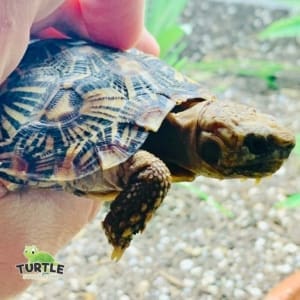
[0,39,295,260]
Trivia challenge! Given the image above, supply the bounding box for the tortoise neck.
[142,113,196,171]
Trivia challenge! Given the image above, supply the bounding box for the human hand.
[0,1,158,298]
[0,0,159,83]
[0,189,100,298]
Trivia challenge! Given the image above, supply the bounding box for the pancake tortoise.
[0,39,295,260]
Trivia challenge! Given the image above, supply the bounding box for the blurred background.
[19,0,300,299]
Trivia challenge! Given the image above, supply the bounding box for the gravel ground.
[18,1,300,299]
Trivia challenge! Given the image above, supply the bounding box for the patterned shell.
[0,39,211,182]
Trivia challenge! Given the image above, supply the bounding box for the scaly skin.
[102,151,171,260]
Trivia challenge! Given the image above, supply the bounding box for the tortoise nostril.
[244,134,269,155]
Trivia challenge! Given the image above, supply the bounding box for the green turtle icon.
[23,245,56,264]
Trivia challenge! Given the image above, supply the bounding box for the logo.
[16,245,65,280]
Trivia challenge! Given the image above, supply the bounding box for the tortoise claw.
[111,247,125,261]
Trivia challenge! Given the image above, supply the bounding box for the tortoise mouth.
[201,145,293,179]
[229,160,283,178]
[216,155,288,178]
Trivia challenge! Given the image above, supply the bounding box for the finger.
[78,0,145,49]
[36,25,160,56]
[46,0,150,50]
[0,0,64,83]
[32,27,68,39]
[135,28,160,56]
[0,1,31,83]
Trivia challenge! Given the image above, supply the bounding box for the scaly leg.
[102,151,171,260]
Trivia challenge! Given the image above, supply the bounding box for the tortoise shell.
[0,39,213,184]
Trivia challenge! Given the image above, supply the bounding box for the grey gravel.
[17,1,300,299]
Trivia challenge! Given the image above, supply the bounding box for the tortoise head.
[168,100,295,180]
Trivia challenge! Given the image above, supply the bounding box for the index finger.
[0,1,31,83]
[0,0,64,83]
[43,0,159,54]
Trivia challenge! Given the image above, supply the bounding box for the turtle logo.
[16,245,64,280]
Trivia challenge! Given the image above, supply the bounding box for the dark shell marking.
[0,39,210,185]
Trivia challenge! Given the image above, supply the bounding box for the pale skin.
[0,1,158,298]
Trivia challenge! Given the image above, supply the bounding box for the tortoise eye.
[199,139,221,165]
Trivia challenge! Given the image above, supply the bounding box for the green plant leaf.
[187,59,287,88]
[146,0,188,36]
[146,0,189,69]
[259,15,300,39]
[162,41,187,67]
[275,193,300,208]
[157,26,185,58]
[276,0,300,7]
[294,134,300,155]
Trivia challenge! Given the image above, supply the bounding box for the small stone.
[83,292,97,300]
[257,221,269,231]
[283,243,298,254]
[224,279,234,289]
[160,228,168,236]
[20,293,35,300]
[183,278,195,287]
[87,255,98,263]
[190,266,203,276]
[136,280,150,297]
[179,259,194,271]
[255,273,265,282]
[272,241,284,250]
[158,295,170,300]
[233,288,247,298]
[69,278,80,291]
[128,257,138,267]
[276,264,293,274]
[253,203,265,212]
[287,223,300,244]
[217,259,228,269]
[201,271,216,285]
[86,284,98,294]
[68,293,77,300]
[127,245,139,256]
[153,276,165,286]
[120,295,130,300]
[184,246,202,256]
[207,284,219,295]
[255,238,266,251]
[247,286,263,298]
[264,264,275,273]
[212,247,225,260]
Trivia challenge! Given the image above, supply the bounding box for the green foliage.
[259,0,300,39]
[177,183,235,218]
[188,58,296,89]
[275,193,300,208]
[259,15,300,39]
[146,0,189,69]
[280,0,300,6]
[293,134,300,155]
[275,135,300,209]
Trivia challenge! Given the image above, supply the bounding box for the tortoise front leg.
[103,151,171,261]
